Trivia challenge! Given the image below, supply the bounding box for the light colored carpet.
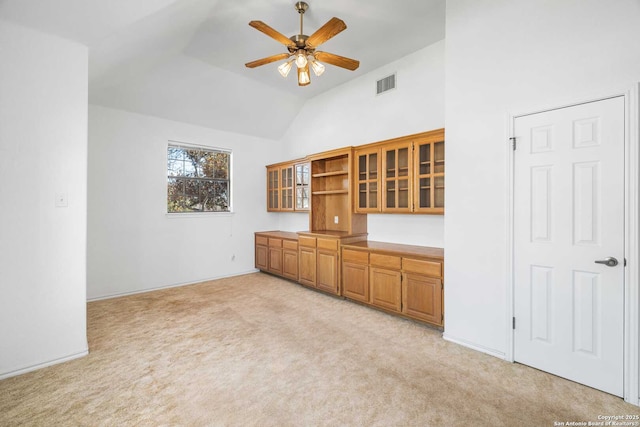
[1,272,637,426]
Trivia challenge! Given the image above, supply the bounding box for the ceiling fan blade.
[249,21,295,47]
[314,51,360,71]
[245,53,291,68]
[306,17,347,48]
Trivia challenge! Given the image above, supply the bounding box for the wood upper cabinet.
[352,129,445,214]
[382,142,412,213]
[354,147,381,213]
[413,137,445,214]
[280,166,294,211]
[266,160,308,212]
[294,162,310,211]
[267,166,280,211]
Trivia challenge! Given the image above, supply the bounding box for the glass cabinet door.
[355,149,380,212]
[267,167,279,211]
[414,139,444,213]
[294,162,310,211]
[383,144,411,212]
[281,166,294,210]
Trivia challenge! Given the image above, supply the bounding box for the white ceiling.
[0,0,445,139]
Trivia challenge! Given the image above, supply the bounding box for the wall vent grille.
[376,74,396,95]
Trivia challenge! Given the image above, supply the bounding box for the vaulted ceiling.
[0,0,445,139]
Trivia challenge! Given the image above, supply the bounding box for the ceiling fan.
[245,1,360,86]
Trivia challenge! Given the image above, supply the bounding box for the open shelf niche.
[308,147,367,235]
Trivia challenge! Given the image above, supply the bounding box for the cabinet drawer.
[256,235,268,246]
[283,239,298,250]
[402,258,442,277]
[343,249,369,264]
[370,253,401,269]
[299,236,317,248]
[317,238,338,251]
[268,238,282,248]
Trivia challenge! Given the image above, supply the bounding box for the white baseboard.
[87,269,260,302]
[442,333,507,360]
[0,349,89,380]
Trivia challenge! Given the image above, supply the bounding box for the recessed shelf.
[312,189,349,195]
[312,170,348,178]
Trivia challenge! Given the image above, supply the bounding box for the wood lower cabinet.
[402,273,442,325]
[341,241,444,328]
[256,231,444,328]
[255,236,268,270]
[255,231,298,280]
[282,239,299,281]
[317,249,339,294]
[297,232,367,296]
[342,249,369,302]
[268,238,283,275]
[298,244,316,287]
[370,267,402,312]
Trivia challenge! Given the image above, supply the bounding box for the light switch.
[334,216,339,224]
[55,192,68,207]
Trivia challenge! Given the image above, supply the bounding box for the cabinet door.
[255,244,268,270]
[294,162,310,211]
[370,267,402,312]
[316,250,339,294]
[402,273,442,326]
[267,167,279,211]
[298,246,316,287]
[281,165,294,211]
[382,143,412,213]
[268,247,283,275]
[355,148,381,213]
[283,249,298,281]
[342,262,369,302]
[414,139,445,214]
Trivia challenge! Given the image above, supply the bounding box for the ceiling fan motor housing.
[295,2,309,14]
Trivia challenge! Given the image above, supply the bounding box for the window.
[167,142,231,213]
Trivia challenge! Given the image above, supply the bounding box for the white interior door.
[513,96,625,397]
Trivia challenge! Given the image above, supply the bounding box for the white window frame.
[166,140,233,216]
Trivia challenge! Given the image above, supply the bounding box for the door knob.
[594,257,619,267]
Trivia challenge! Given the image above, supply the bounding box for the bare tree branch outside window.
[167,143,231,213]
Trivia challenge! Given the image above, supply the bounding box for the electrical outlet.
[334,216,339,224]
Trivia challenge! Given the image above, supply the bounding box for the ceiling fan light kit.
[245,1,359,87]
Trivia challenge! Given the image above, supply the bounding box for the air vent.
[376,73,396,95]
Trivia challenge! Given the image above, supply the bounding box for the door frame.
[505,86,640,406]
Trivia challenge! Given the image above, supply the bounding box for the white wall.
[87,105,281,300]
[444,0,640,355]
[278,41,446,247]
[0,21,88,378]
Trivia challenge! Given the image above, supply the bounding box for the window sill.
[166,211,234,219]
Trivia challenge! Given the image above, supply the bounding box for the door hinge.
[625,258,627,267]
[512,317,516,330]
[510,137,517,151]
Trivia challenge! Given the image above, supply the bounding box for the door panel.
[513,96,624,397]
